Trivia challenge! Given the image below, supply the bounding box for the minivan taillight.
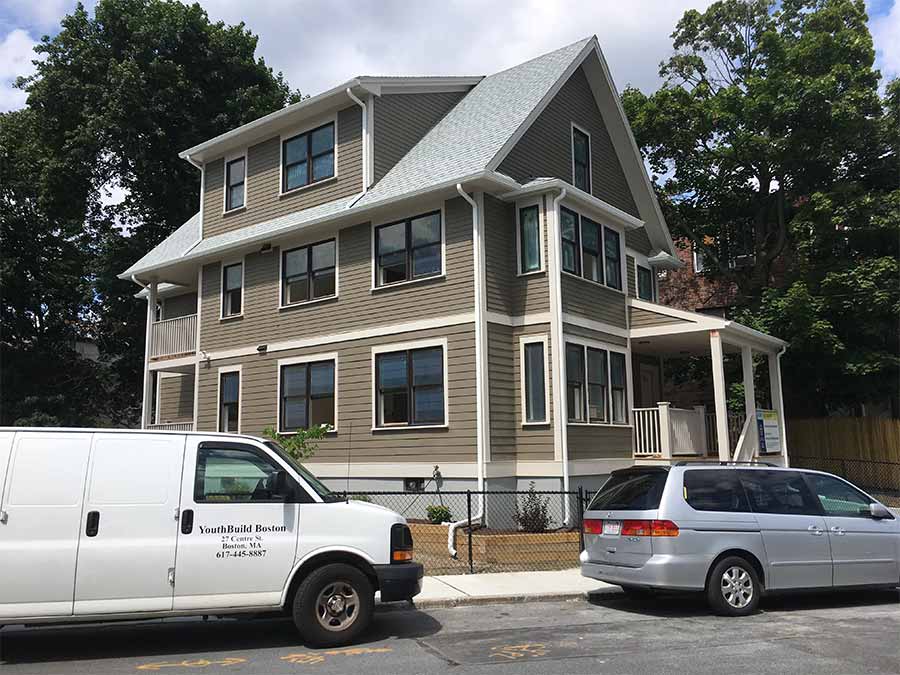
[621,519,679,537]
[583,518,603,534]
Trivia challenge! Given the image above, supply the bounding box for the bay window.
[604,227,622,290]
[566,344,586,422]
[637,265,655,301]
[519,205,541,273]
[581,216,602,282]
[566,341,629,425]
[520,337,548,424]
[560,207,580,275]
[558,208,624,292]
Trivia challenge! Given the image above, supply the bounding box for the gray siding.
[498,65,638,219]
[626,255,636,297]
[196,324,477,465]
[567,425,633,461]
[563,322,627,347]
[625,227,652,255]
[483,194,550,316]
[488,323,555,463]
[200,197,473,353]
[202,106,362,239]
[157,374,193,423]
[162,293,197,320]
[629,306,690,328]
[373,92,467,183]
[560,275,627,328]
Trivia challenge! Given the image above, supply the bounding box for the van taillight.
[621,519,679,537]
[583,518,603,534]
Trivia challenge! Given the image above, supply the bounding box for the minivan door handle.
[85,511,100,537]
[181,509,194,535]
[830,526,846,536]
[808,524,824,536]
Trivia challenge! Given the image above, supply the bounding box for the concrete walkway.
[410,568,614,608]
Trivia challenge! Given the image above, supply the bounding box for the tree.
[2,0,300,425]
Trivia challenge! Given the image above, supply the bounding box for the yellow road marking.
[136,657,247,671]
[280,646,393,665]
[489,643,549,660]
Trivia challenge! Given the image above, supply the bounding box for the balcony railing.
[150,314,197,359]
[147,422,194,431]
[634,403,745,459]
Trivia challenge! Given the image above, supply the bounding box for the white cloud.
[870,0,900,82]
[2,0,78,31]
[0,28,38,112]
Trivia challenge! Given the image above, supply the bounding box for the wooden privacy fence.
[787,417,900,463]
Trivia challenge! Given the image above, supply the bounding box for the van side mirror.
[272,470,292,502]
[869,502,893,519]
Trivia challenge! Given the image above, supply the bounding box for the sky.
[1,0,898,115]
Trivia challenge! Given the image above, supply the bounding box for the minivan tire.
[706,556,760,616]
[293,563,374,647]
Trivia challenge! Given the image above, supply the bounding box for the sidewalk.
[409,568,614,609]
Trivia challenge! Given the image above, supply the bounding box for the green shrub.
[262,424,327,460]
[353,494,373,503]
[514,481,551,532]
[426,504,453,524]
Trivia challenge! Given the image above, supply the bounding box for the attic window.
[282,122,335,193]
[572,125,591,193]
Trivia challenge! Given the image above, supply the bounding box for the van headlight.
[390,523,414,563]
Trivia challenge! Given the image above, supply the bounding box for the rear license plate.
[603,520,621,535]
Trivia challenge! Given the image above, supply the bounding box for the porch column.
[740,345,758,460]
[709,330,730,461]
[768,351,789,466]
[140,281,158,429]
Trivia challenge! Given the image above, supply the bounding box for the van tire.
[706,556,760,616]
[292,563,374,647]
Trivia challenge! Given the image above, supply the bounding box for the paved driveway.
[1,588,898,674]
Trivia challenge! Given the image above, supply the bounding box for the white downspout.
[346,88,368,207]
[135,276,158,430]
[550,188,571,525]
[776,345,789,467]
[447,183,486,557]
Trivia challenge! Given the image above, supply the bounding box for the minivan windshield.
[263,441,344,503]
[588,469,667,511]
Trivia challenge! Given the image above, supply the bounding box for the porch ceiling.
[632,330,742,356]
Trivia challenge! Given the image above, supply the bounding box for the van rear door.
[0,432,91,619]
[583,468,669,568]
[73,432,186,614]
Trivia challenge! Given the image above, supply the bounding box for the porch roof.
[628,298,787,355]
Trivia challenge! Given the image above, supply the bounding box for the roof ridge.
[483,35,594,80]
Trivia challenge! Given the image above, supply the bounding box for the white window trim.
[628,248,657,302]
[563,335,631,428]
[515,197,546,276]
[276,352,339,434]
[278,113,339,198]
[371,336,449,431]
[571,121,592,194]
[222,149,248,214]
[216,364,242,434]
[277,236,340,310]
[519,334,550,426]
[219,257,245,321]
[370,204,446,292]
[560,202,627,296]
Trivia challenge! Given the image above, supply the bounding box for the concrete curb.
[412,589,606,610]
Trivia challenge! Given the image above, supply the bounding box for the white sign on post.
[756,409,781,455]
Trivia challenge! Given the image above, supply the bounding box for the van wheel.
[706,556,760,616]
[293,563,374,647]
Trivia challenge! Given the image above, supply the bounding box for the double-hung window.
[518,205,541,274]
[559,208,624,292]
[225,156,245,211]
[218,368,240,432]
[572,125,591,192]
[581,216,602,282]
[221,262,242,318]
[279,358,336,432]
[560,207,580,275]
[637,265,655,301]
[375,344,445,427]
[566,342,628,424]
[604,227,622,290]
[282,122,335,192]
[281,239,336,306]
[520,337,548,424]
[374,211,442,287]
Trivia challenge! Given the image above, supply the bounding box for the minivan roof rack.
[674,460,778,467]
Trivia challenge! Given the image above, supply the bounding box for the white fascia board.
[721,322,789,351]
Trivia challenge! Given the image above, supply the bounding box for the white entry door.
[173,439,301,611]
[73,433,185,614]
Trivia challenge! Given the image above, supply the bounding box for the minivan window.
[806,473,873,518]
[588,470,667,511]
[684,470,749,513]
[738,470,821,516]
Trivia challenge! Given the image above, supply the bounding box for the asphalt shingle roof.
[122,212,200,278]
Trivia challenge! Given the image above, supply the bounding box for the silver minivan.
[580,463,900,615]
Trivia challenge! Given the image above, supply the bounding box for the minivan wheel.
[293,563,374,647]
[707,556,760,616]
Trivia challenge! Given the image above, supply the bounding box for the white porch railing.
[150,314,197,359]
[705,412,746,456]
[635,403,746,459]
[633,408,662,456]
[147,421,194,431]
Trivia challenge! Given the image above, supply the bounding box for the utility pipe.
[346,88,368,207]
[550,188,572,525]
[447,183,486,557]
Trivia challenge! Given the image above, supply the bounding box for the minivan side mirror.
[869,502,893,519]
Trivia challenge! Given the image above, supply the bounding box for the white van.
[0,428,422,646]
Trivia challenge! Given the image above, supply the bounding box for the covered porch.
[628,298,789,465]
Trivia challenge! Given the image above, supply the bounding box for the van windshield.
[588,470,667,511]
[263,441,343,503]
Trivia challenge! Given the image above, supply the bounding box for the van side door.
[73,433,186,614]
[0,432,91,619]
[173,439,307,611]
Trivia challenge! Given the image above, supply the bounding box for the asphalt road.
[1,588,898,674]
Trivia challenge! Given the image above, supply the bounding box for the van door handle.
[86,511,100,537]
[808,524,824,536]
[0,510,8,524]
[830,526,846,536]
[181,509,194,535]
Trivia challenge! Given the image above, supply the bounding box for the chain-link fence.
[790,456,900,507]
[339,489,586,575]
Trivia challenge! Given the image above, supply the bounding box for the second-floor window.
[572,125,591,192]
[281,239,336,306]
[560,207,623,291]
[637,265,655,301]
[282,122,335,193]
[374,211,442,287]
[519,205,541,274]
[225,156,245,211]
[221,262,243,318]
